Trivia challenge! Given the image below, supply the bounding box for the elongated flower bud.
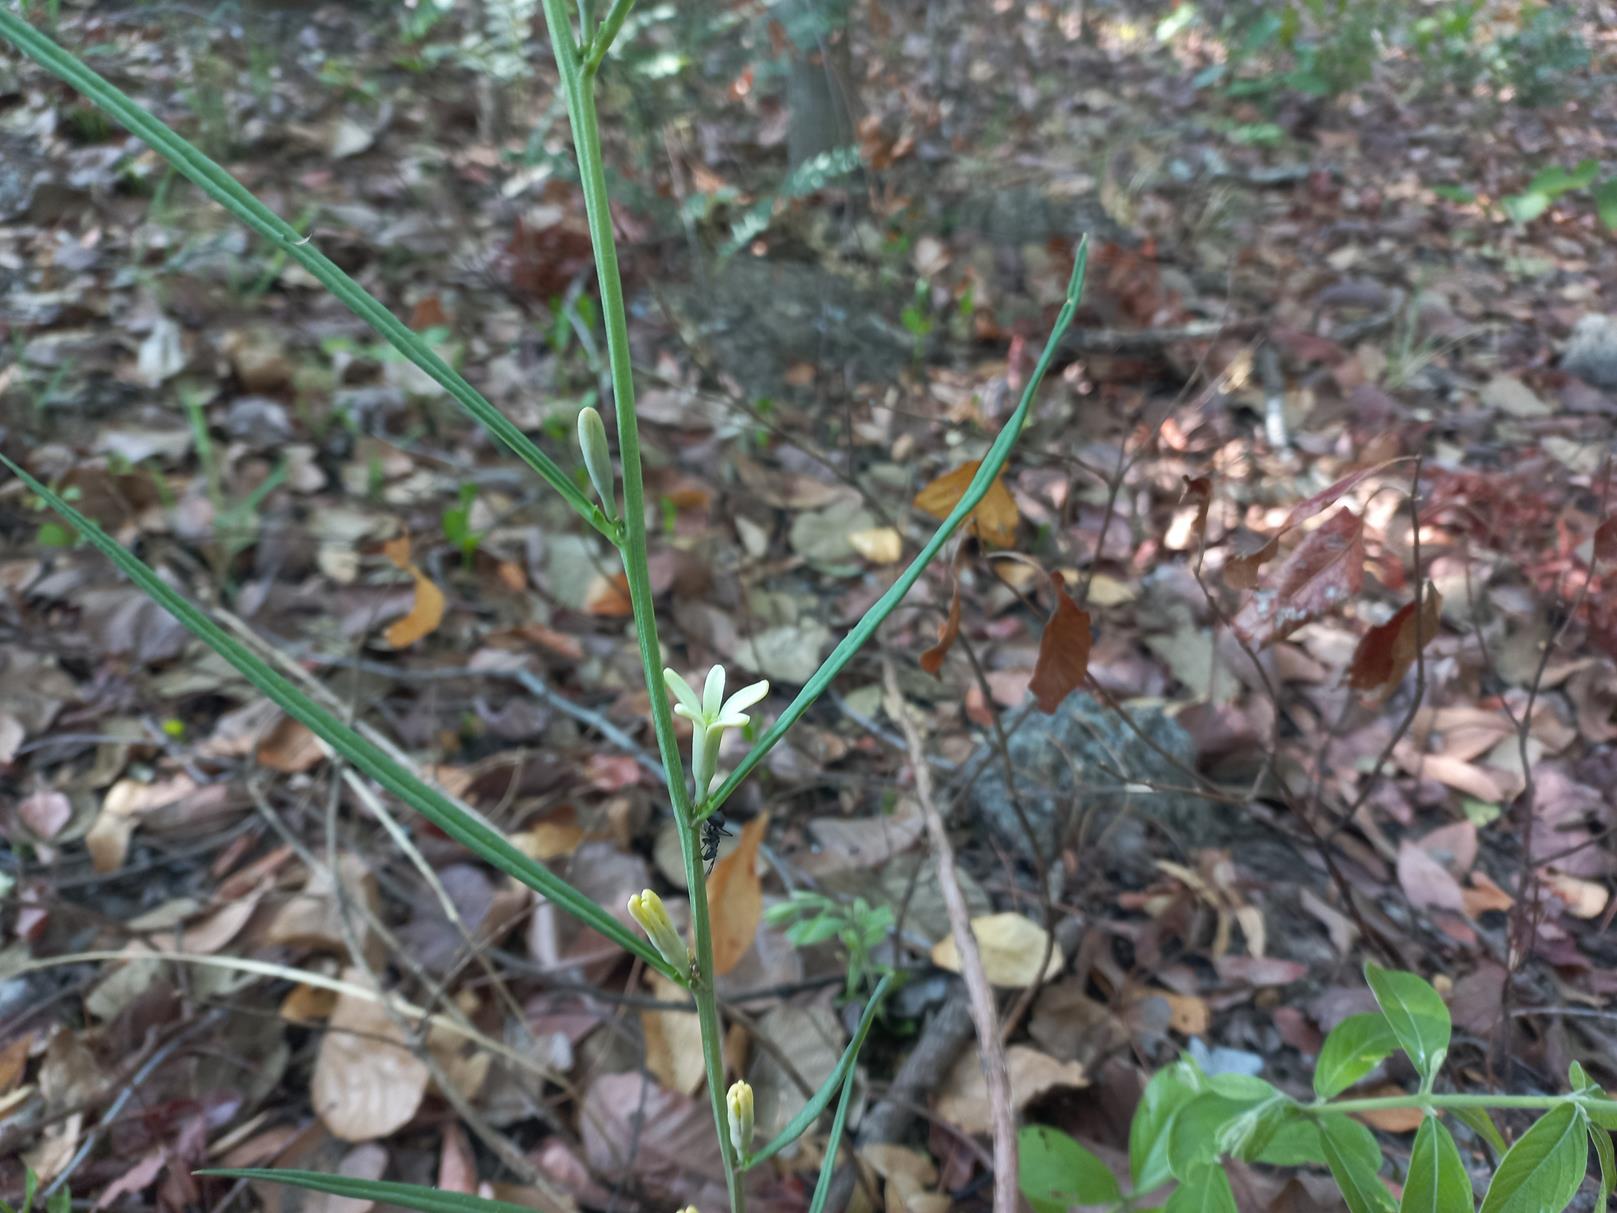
[727,1080,754,1159]
[577,406,617,521]
[628,889,689,973]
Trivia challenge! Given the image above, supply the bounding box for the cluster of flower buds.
[663,665,768,804]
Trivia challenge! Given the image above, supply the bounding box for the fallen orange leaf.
[913,460,1020,548]
[707,813,768,975]
[382,534,447,648]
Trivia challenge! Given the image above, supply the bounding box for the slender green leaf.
[1595,179,1617,233]
[1,456,676,982]
[744,972,892,1168]
[1163,1162,1237,1213]
[1589,1120,1614,1212]
[199,1172,536,1213]
[704,239,1090,819]
[1478,1104,1589,1213]
[1320,1114,1396,1213]
[1364,962,1451,1084]
[1401,1115,1473,1213]
[1526,159,1598,198]
[1019,1126,1121,1213]
[808,1057,861,1213]
[0,8,610,541]
[1316,1013,1401,1098]
[1452,1106,1509,1160]
[1132,1067,1199,1192]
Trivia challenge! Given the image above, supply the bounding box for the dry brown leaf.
[1352,1086,1424,1132]
[1232,508,1365,648]
[919,578,962,677]
[1397,841,1466,913]
[584,571,634,617]
[256,716,327,774]
[912,460,1020,548]
[311,971,430,1142]
[707,813,768,975]
[281,982,339,1024]
[1462,871,1515,917]
[1544,871,1609,919]
[641,973,705,1095]
[1224,536,1278,591]
[930,912,1064,988]
[18,790,71,841]
[1179,475,1212,551]
[935,1045,1088,1134]
[1028,574,1092,713]
[0,1033,31,1095]
[1596,515,1617,564]
[382,534,447,648]
[1348,584,1442,692]
[1150,990,1211,1036]
[848,526,903,564]
[438,1123,478,1195]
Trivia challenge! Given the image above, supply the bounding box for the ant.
[700,813,734,873]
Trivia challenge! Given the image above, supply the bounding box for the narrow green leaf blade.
[1595,179,1617,234]
[0,8,608,539]
[1316,1013,1402,1098]
[807,1058,861,1213]
[198,1171,536,1213]
[1019,1126,1121,1213]
[704,238,1089,818]
[1364,962,1451,1083]
[1453,1106,1509,1160]
[1478,1104,1589,1213]
[1320,1114,1396,1213]
[2,455,676,981]
[745,973,892,1168]
[1401,1115,1473,1213]
[1131,1066,1199,1192]
[1163,1162,1237,1213]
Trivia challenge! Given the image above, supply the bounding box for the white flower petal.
[664,668,703,716]
[702,665,726,717]
[722,680,769,717]
[712,712,749,731]
[673,704,703,724]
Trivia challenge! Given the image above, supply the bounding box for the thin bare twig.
[882,660,1017,1213]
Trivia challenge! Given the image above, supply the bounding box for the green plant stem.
[536,7,742,1210]
[584,0,635,74]
[1317,1093,1617,1116]
[0,6,613,544]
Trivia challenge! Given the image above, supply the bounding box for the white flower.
[663,665,768,802]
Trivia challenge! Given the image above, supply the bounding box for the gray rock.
[1563,315,1617,389]
[969,692,1220,870]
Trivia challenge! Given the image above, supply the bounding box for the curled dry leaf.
[1348,583,1442,691]
[706,812,769,975]
[1232,508,1365,649]
[1596,515,1617,564]
[935,1044,1088,1135]
[641,972,705,1095]
[1029,573,1092,713]
[912,460,1020,548]
[1180,475,1212,552]
[919,575,962,677]
[381,535,446,649]
[930,912,1064,988]
[311,970,431,1142]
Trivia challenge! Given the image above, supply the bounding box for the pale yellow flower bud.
[627,888,689,972]
[726,1079,754,1160]
[577,406,617,521]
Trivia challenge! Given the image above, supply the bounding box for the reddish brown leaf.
[1277,459,1400,533]
[1029,574,1092,713]
[707,813,769,976]
[920,577,963,677]
[1224,535,1278,591]
[1596,515,1617,564]
[1348,583,1442,691]
[1232,508,1365,648]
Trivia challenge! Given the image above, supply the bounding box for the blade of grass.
[744,972,893,1169]
[198,1172,535,1213]
[0,7,612,541]
[704,238,1089,820]
[0,453,679,983]
[807,1062,860,1213]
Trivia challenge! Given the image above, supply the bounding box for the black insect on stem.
[701,813,734,873]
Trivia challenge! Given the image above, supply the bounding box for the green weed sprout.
[0,3,1085,1209]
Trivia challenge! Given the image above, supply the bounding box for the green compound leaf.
[1401,1115,1473,1213]
[198,1172,537,1213]
[1588,1118,1615,1212]
[1478,1103,1589,1213]
[1018,1125,1121,1213]
[1131,1065,1200,1193]
[1,455,678,983]
[1163,1162,1237,1213]
[1364,962,1451,1085]
[1316,1013,1402,1098]
[1320,1114,1396,1213]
